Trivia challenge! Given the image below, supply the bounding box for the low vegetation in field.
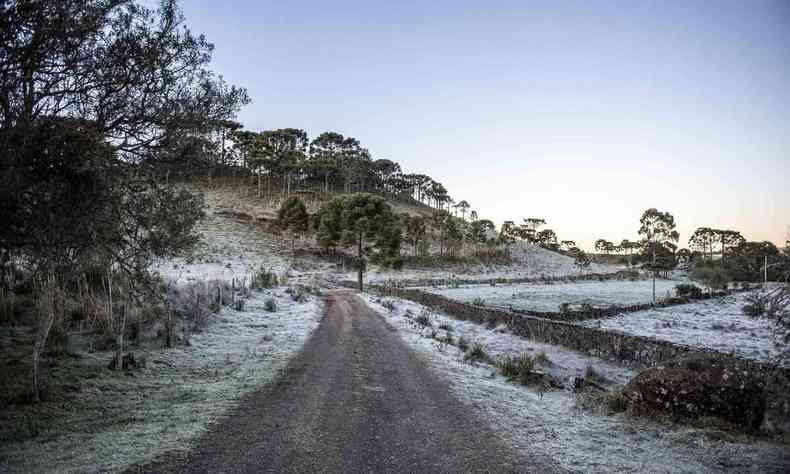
[581,291,783,364]
[430,278,684,313]
[360,293,790,473]
[498,354,534,383]
[463,343,490,364]
[0,283,322,472]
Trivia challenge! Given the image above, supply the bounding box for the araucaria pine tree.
[638,208,679,303]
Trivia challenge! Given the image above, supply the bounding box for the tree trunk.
[32,344,40,402]
[652,241,656,304]
[166,308,173,348]
[115,303,126,371]
[357,232,364,291]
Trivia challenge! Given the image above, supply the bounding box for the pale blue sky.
[179,0,790,250]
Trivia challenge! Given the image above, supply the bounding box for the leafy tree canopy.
[317,194,400,289]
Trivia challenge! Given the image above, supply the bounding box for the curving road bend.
[132,290,559,473]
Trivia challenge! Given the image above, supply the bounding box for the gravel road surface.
[132,291,559,473]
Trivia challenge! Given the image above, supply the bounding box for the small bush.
[457,336,469,352]
[438,323,452,332]
[498,354,535,384]
[415,314,431,327]
[742,301,765,318]
[471,297,485,306]
[253,267,278,289]
[558,302,570,313]
[464,343,489,363]
[382,300,396,311]
[675,283,702,299]
[179,282,212,329]
[289,287,308,303]
[264,298,277,312]
[690,261,732,293]
[584,365,607,385]
[498,356,520,379]
[606,389,628,413]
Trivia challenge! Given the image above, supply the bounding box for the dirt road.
[133,291,558,473]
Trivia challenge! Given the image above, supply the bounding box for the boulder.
[622,355,766,431]
[762,369,790,436]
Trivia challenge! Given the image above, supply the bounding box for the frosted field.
[153,208,289,286]
[362,295,790,473]
[581,291,783,364]
[0,288,324,474]
[429,279,684,312]
[1,200,327,473]
[346,242,622,284]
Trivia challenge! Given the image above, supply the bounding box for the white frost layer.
[350,242,622,284]
[361,294,790,473]
[428,279,684,312]
[152,210,290,286]
[581,291,783,364]
[362,294,636,387]
[1,289,323,474]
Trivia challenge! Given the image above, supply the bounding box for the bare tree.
[32,275,65,402]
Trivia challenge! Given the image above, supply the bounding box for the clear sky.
[178,0,790,250]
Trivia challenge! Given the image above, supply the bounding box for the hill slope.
[190,185,622,284]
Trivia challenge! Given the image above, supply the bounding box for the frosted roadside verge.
[361,294,790,473]
[0,288,324,474]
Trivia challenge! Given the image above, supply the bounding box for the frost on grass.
[361,294,790,473]
[364,295,635,387]
[429,279,684,312]
[581,291,783,364]
[345,242,621,284]
[0,289,322,474]
[153,210,290,286]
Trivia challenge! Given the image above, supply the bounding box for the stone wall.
[503,288,750,322]
[374,286,790,435]
[378,269,641,290]
[372,277,757,323]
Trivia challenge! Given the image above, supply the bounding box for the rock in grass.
[622,355,766,431]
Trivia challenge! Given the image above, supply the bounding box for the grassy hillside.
[194,181,437,223]
[190,183,623,284]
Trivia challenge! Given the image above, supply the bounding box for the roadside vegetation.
[363,294,790,472]
[2,1,789,473]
